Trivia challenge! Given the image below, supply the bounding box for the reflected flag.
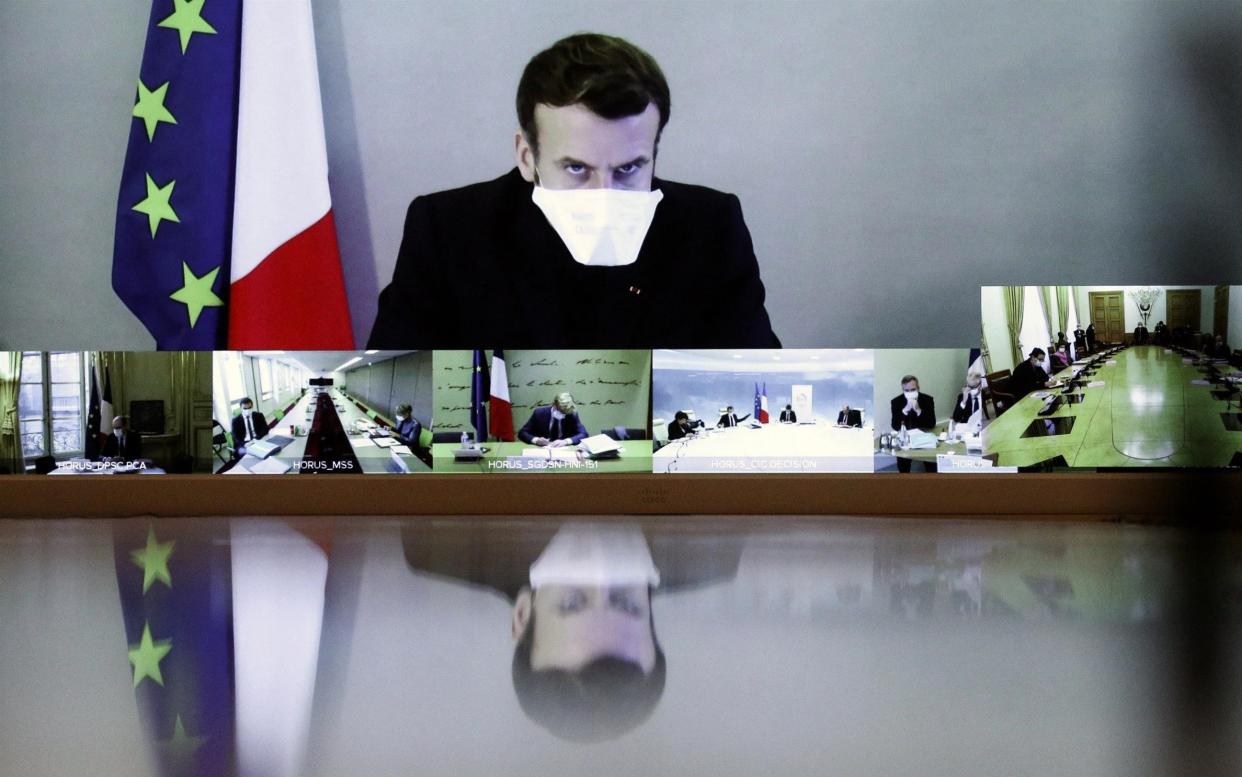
[755,381,769,424]
[113,522,235,776]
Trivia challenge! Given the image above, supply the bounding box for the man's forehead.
[533,102,659,161]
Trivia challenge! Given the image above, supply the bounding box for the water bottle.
[460,431,469,449]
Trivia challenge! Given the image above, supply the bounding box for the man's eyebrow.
[554,156,592,169]
[615,156,651,169]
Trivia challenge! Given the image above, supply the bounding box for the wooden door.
[1166,289,1201,332]
[1214,285,1229,338]
[1089,291,1124,344]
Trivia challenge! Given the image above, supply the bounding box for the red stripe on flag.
[228,211,354,348]
[490,399,515,442]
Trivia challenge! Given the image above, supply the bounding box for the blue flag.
[470,349,489,443]
[112,0,242,349]
[114,522,235,775]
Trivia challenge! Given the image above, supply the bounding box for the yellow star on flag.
[131,526,175,593]
[128,622,173,688]
[132,174,180,238]
[158,0,218,54]
[169,263,224,328]
[133,80,177,142]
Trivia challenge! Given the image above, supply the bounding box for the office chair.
[211,420,231,465]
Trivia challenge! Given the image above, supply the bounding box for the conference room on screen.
[651,349,876,474]
[212,351,433,475]
[2,351,211,476]
[431,350,653,474]
[979,285,1242,469]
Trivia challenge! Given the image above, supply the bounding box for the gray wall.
[342,351,433,427]
[3,1,1242,350]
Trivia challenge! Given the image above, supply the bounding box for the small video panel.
[652,349,875,473]
[214,351,432,475]
[3,351,212,475]
[980,285,1241,469]
[431,350,653,473]
[873,349,1004,474]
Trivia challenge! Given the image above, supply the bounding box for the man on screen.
[230,397,270,458]
[717,405,748,428]
[368,33,779,349]
[100,415,143,461]
[519,392,589,447]
[779,404,796,423]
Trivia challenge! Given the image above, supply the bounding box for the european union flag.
[112,0,242,349]
[470,349,489,443]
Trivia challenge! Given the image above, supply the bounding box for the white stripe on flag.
[491,354,510,403]
[230,0,333,284]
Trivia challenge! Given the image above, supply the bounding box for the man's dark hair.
[674,411,688,421]
[239,397,254,407]
[511,591,666,743]
[517,33,671,155]
[1030,348,1046,359]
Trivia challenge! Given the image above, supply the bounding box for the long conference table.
[653,421,874,473]
[228,388,430,474]
[431,440,653,473]
[983,346,1242,468]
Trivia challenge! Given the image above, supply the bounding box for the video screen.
[1,351,211,475]
[980,285,1241,469]
[431,350,653,473]
[213,350,432,474]
[873,349,1003,474]
[652,349,874,473]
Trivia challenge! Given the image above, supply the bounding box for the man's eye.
[565,164,586,175]
[558,591,587,612]
[616,163,639,175]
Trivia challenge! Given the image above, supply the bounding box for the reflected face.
[516,103,659,190]
[902,381,919,393]
[514,585,656,673]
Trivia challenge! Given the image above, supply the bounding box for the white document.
[1087,381,1106,388]
[390,445,414,456]
[521,447,579,461]
[370,436,399,448]
[248,457,292,475]
[351,436,376,447]
[579,434,622,458]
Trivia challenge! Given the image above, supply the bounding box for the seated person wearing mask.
[666,411,698,441]
[101,415,143,460]
[717,405,749,428]
[230,397,270,458]
[368,33,779,349]
[778,404,796,423]
[392,403,423,448]
[889,375,937,473]
[1010,349,1055,400]
[950,372,990,434]
[519,392,589,447]
[1050,343,1071,372]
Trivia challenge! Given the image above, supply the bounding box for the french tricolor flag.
[489,349,516,441]
[227,0,353,348]
[755,381,769,424]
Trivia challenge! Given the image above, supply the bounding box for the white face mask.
[531,184,664,267]
[395,414,407,423]
[242,408,254,417]
[529,522,661,589]
[550,407,566,421]
[968,386,980,396]
[903,390,919,401]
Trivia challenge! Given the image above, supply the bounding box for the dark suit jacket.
[950,389,989,424]
[890,393,936,432]
[231,411,270,453]
[368,168,780,349]
[101,431,142,459]
[717,412,749,428]
[394,417,423,448]
[667,420,693,440]
[518,406,589,445]
[779,410,796,423]
[1009,360,1050,399]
